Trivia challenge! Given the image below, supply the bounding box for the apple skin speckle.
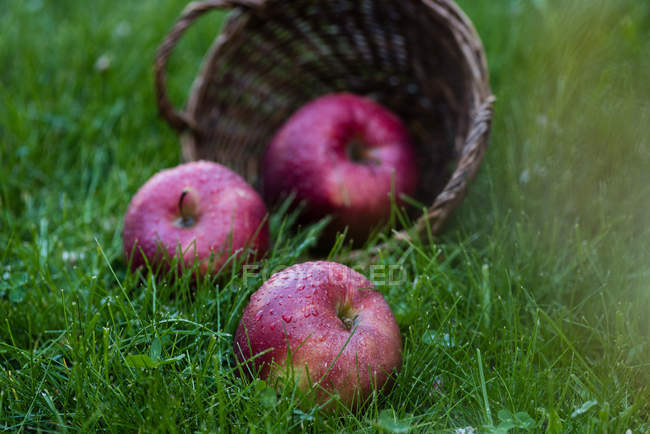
[234,261,402,409]
[261,93,418,241]
[122,160,269,276]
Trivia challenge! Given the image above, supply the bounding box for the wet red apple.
[262,93,418,241]
[234,261,402,409]
[122,161,269,276]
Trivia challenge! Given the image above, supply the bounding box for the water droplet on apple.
[297,285,305,291]
[269,310,274,315]
[254,311,263,321]
[304,312,310,318]
[312,310,319,317]
[282,315,292,323]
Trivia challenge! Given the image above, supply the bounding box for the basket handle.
[154,0,264,132]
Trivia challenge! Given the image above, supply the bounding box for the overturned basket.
[155,0,495,244]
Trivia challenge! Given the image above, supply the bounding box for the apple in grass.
[234,261,402,409]
[262,93,418,241]
[122,161,269,276]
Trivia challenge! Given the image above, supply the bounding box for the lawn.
[1,0,649,432]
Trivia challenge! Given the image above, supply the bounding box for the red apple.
[234,261,402,409]
[122,160,269,276]
[262,93,418,241]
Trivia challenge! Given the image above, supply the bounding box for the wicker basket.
[154,0,495,245]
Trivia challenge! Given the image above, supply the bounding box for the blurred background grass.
[0,0,648,431]
[462,0,650,357]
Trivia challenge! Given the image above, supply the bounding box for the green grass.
[1,0,649,431]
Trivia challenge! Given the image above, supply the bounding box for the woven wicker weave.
[155,0,495,245]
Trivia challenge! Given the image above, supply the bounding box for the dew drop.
[304,312,311,318]
[254,311,263,321]
[282,315,292,323]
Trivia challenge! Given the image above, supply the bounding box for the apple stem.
[337,303,359,331]
[175,188,195,228]
[179,188,189,215]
